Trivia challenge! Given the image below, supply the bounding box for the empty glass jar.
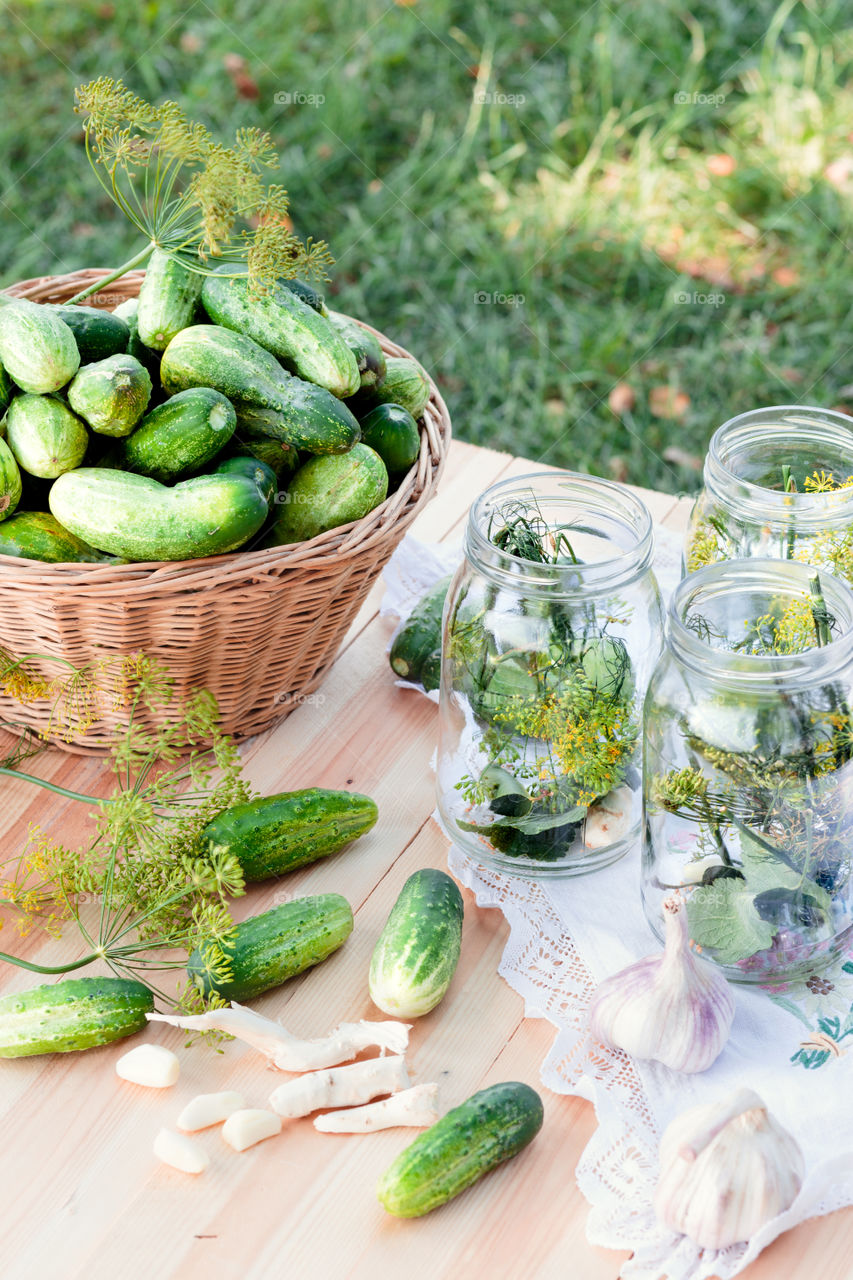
[643,558,853,981]
[685,405,853,579]
[436,471,664,877]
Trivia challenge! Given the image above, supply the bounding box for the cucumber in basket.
[0,298,80,394]
[201,267,360,399]
[263,443,388,546]
[201,788,378,882]
[359,402,420,474]
[66,353,153,437]
[355,355,431,419]
[5,394,89,479]
[0,511,113,563]
[0,438,22,523]
[389,575,452,690]
[0,977,154,1057]
[51,304,130,363]
[107,387,237,482]
[160,325,361,455]
[136,247,204,351]
[377,1082,544,1217]
[327,310,386,390]
[49,468,269,561]
[208,453,278,505]
[369,868,463,1017]
[188,893,354,1000]
[0,361,13,415]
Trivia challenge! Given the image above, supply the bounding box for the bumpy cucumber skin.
[113,298,162,381]
[376,1082,544,1217]
[111,387,237,482]
[201,268,360,398]
[188,893,354,1000]
[281,277,328,314]
[49,468,269,562]
[368,868,463,1017]
[0,299,80,394]
[66,353,153,437]
[359,403,420,473]
[389,575,452,688]
[327,311,386,389]
[355,356,431,418]
[209,454,277,504]
[5,394,89,479]
[136,249,204,351]
[161,325,361,455]
[0,977,154,1057]
[0,437,22,523]
[203,789,378,882]
[264,443,388,546]
[0,511,113,563]
[51,305,130,363]
[0,362,12,415]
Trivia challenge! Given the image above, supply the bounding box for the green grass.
[2,0,853,494]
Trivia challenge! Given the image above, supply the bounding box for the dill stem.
[65,243,154,304]
[0,767,103,804]
[0,950,100,975]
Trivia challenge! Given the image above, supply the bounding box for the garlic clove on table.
[654,1087,805,1250]
[588,895,735,1072]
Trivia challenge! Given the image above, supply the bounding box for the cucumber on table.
[263,444,388,546]
[0,298,80,394]
[5,394,89,479]
[108,387,237,482]
[51,304,130,363]
[202,788,378,882]
[66,353,152,437]
[377,1082,544,1217]
[389,575,452,690]
[188,893,354,1000]
[136,248,204,351]
[0,977,154,1057]
[369,868,463,1017]
[0,438,22,522]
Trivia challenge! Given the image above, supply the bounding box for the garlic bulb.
[655,1087,804,1250]
[589,895,734,1072]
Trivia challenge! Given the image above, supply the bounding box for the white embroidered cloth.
[382,531,853,1280]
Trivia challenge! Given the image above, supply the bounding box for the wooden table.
[1,440,850,1280]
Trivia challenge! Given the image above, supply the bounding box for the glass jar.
[436,471,665,877]
[685,405,853,579]
[643,558,853,982]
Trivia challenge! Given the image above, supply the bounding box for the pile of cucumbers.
[0,253,432,563]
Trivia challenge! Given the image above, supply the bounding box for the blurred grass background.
[2,0,853,494]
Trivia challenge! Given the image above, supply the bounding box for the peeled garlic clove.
[177,1090,246,1132]
[589,895,734,1072]
[584,786,633,850]
[116,1043,180,1088]
[154,1128,208,1175]
[654,1087,804,1250]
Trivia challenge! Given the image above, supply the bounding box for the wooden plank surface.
[0,440,850,1280]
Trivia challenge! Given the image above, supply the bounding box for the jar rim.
[668,557,853,682]
[465,469,654,593]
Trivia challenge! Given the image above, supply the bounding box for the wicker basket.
[0,268,450,753]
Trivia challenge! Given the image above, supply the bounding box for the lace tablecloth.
[382,532,853,1280]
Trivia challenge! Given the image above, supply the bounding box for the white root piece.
[222,1108,282,1152]
[147,1003,411,1070]
[314,1082,441,1134]
[177,1091,246,1132]
[116,1043,180,1088]
[270,1054,410,1119]
[154,1128,208,1174]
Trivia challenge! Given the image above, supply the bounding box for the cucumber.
[0,437,22,522]
[202,789,378,882]
[0,511,113,563]
[368,868,463,1017]
[356,355,431,418]
[109,387,236,482]
[136,248,204,350]
[377,1082,544,1217]
[208,454,277,505]
[5,394,89,478]
[223,436,299,482]
[0,977,154,1057]
[201,267,360,398]
[66,353,153,437]
[113,297,162,381]
[49,469,269,562]
[281,277,328,314]
[0,298,80,394]
[359,403,420,473]
[51,305,130,363]
[188,893,353,1000]
[389,575,452,689]
[328,311,386,389]
[160,325,361,455]
[0,361,12,415]
[264,444,388,546]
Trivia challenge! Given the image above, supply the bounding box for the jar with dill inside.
[436,472,664,877]
[685,405,853,579]
[643,558,853,981]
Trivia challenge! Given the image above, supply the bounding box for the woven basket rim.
[0,268,450,587]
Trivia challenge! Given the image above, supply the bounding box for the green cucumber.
[0,438,22,522]
[66,353,153,437]
[202,789,378,882]
[0,299,80,394]
[113,297,162,381]
[281,278,328,314]
[109,388,236,482]
[208,454,277,505]
[0,511,113,563]
[0,361,12,415]
[376,1082,544,1217]
[49,469,268,562]
[264,443,388,546]
[356,355,431,418]
[0,977,154,1057]
[201,267,360,398]
[389,575,452,690]
[136,248,204,351]
[51,305,130,363]
[5,394,89,478]
[223,437,299,482]
[360,403,420,473]
[189,893,353,1000]
[160,325,361,455]
[368,868,463,1017]
[328,311,386,389]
